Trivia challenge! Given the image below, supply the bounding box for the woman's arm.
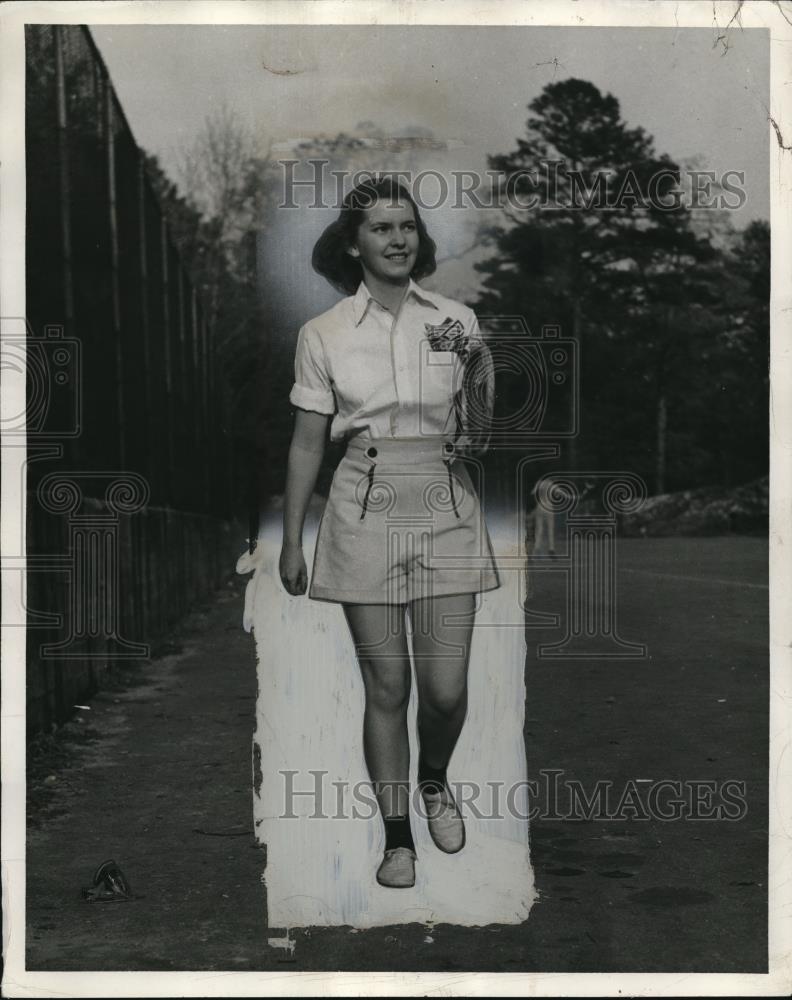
[284,409,329,546]
[280,409,330,595]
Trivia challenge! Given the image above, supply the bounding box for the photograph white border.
[2,1,790,996]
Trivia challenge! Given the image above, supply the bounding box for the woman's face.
[348,198,420,286]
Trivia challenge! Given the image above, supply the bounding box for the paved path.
[25,537,767,972]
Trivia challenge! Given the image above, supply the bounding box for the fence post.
[53,27,74,327]
[104,85,126,470]
[136,155,154,492]
[191,287,207,511]
[176,262,192,512]
[53,26,78,470]
[205,314,216,515]
[160,218,175,507]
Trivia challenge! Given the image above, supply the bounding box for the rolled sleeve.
[289,323,336,416]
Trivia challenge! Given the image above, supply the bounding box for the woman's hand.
[279,541,308,595]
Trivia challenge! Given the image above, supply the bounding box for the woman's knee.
[420,684,467,719]
[361,661,411,713]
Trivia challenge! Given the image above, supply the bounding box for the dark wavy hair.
[312,176,437,295]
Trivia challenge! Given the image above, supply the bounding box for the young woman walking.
[279,176,500,889]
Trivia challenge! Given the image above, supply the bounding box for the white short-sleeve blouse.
[289,278,493,450]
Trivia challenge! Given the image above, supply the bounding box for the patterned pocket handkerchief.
[424,317,468,356]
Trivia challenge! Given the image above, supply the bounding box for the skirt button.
[366,446,378,458]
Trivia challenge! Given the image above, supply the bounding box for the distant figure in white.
[530,477,594,557]
[531,478,559,556]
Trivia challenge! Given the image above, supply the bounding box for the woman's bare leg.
[409,592,476,778]
[342,601,411,819]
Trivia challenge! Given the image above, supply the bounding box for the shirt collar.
[352,278,440,326]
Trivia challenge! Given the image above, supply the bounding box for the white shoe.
[422,786,466,853]
[376,847,417,888]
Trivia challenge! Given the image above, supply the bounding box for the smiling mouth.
[386,253,409,260]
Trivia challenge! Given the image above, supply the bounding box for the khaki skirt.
[309,435,501,605]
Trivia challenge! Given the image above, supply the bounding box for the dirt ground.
[24,536,767,973]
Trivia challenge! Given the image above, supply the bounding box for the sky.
[90,23,770,312]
